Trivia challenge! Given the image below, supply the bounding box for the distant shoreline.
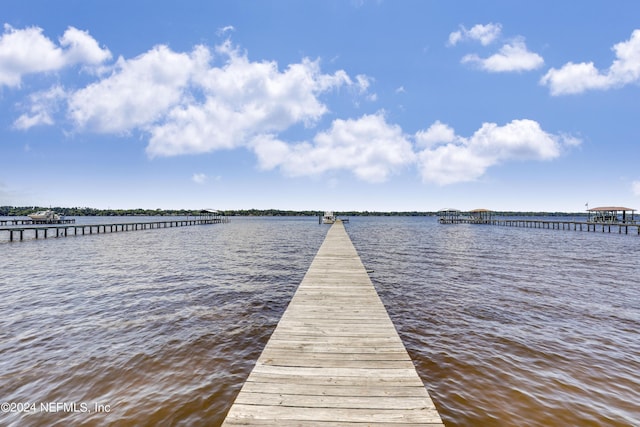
[1,206,589,218]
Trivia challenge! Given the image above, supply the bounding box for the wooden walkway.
[222,221,444,426]
[440,217,640,235]
[0,218,75,225]
[0,217,228,242]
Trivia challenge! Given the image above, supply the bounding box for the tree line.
[0,206,437,217]
[0,206,208,217]
[0,206,586,217]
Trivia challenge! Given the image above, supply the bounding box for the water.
[348,217,640,426]
[1,216,639,426]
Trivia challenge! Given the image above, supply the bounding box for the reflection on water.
[1,216,639,426]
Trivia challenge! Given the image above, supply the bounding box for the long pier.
[223,221,443,426]
[0,217,228,242]
[441,218,640,235]
[0,218,76,225]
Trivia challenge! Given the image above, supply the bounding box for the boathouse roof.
[587,206,635,212]
[469,208,492,213]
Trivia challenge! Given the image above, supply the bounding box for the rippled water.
[0,217,326,426]
[1,216,639,426]
[348,217,640,427]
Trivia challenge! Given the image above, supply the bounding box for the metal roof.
[587,206,634,212]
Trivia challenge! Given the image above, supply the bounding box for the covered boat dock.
[587,206,636,224]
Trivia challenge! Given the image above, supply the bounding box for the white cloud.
[216,25,235,36]
[2,27,374,157]
[68,44,209,133]
[0,24,110,88]
[146,43,353,156]
[416,119,580,185]
[355,74,377,101]
[541,29,640,95]
[254,116,578,185]
[448,23,502,46]
[449,23,543,74]
[192,173,207,184]
[633,181,640,196]
[3,25,579,188]
[13,85,66,130]
[462,38,544,72]
[0,24,64,87]
[253,112,415,182]
[59,27,112,66]
[355,74,371,93]
[415,120,457,148]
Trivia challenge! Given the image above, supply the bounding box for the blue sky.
[2,0,640,212]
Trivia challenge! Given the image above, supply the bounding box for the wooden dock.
[441,217,640,235]
[0,218,76,225]
[0,216,228,242]
[222,221,444,426]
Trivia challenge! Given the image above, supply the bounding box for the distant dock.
[222,220,443,426]
[0,214,228,242]
[0,218,76,226]
[440,217,640,235]
[438,207,640,235]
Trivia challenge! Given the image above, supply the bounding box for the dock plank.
[222,221,444,426]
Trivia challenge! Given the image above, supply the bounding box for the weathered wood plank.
[243,372,428,387]
[258,358,416,369]
[256,349,412,361]
[249,365,424,379]
[238,381,430,397]
[223,420,441,427]
[233,393,436,410]
[222,221,444,426]
[225,404,443,424]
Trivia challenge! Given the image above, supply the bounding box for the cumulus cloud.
[416,119,580,185]
[253,112,415,182]
[253,116,577,185]
[448,23,502,46]
[59,26,112,66]
[13,85,66,130]
[541,29,640,95]
[3,24,579,187]
[8,27,371,156]
[146,42,353,156]
[449,23,543,73]
[415,120,457,149]
[68,44,208,133]
[0,24,110,87]
[462,38,544,72]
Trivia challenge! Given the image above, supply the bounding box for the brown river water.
[1,216,638,426]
